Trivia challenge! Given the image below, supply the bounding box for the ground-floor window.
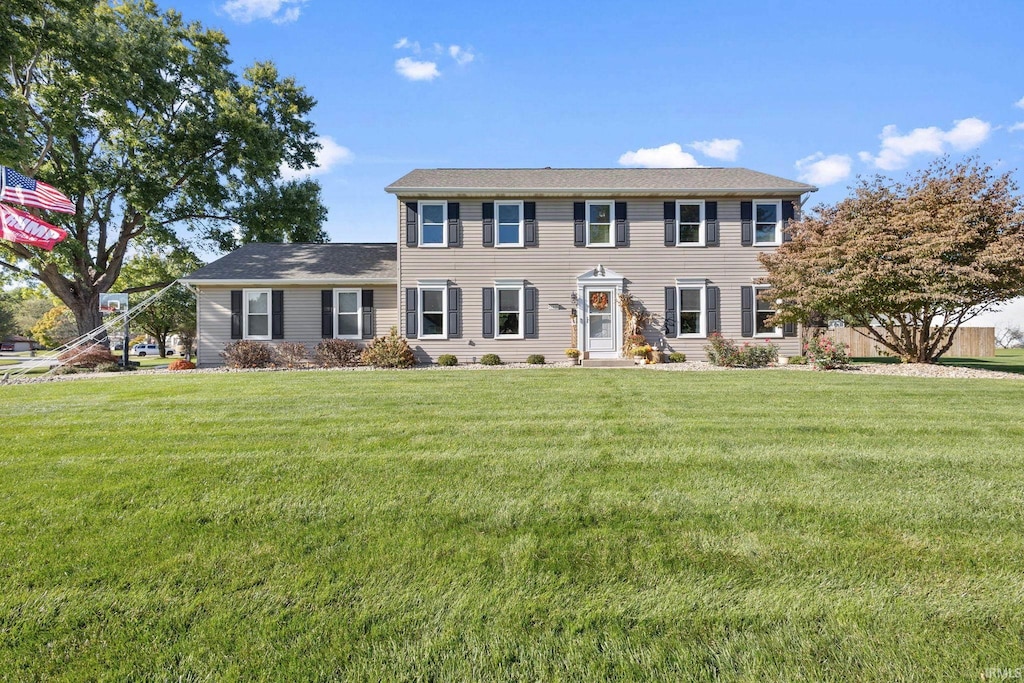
[420,286,447,338]
[496,285,523,338]
[755,286,781,336]
[335,288,361,338]
[244,289,271,340]
[677,284,706,337]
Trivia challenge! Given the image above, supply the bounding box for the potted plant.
[565,348,581,365]
[632,344,652,364]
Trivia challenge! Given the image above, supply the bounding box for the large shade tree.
[760,158,1024,363]
[1,0,327,336]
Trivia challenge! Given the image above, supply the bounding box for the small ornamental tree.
[759,158,1024,363]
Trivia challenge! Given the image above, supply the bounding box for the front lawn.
[1,370,1023,680]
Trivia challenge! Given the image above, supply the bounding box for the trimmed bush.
[526,354,545,365]
[59,345,118,369]
[479,353,502,366]
[276,342,309,368]
[361,327,415,368]
[314,339,362,368]
[221,340,277,369]
[437,354,458,366]
[805,335,850,370]
[704,333,778,368]
[167,359,196,371]
[788,354,808,365]
[669,352,686,363]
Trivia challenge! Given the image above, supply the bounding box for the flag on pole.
[1,166,75,214]
[0,203,68,251]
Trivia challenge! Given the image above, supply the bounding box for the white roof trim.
[181,278,396,286]
[387,187,817,195]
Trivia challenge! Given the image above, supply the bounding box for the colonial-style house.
[183,168,816,366]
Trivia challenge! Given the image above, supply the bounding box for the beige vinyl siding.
[195,284,397,367]
[398,197,802,362]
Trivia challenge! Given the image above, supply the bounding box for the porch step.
[580,358,637,368]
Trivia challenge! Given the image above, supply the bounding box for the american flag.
[1,166,75,214]
[0,202,68,251]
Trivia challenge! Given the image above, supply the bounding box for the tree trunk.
[67,294,107,341]
[157,333,167,358]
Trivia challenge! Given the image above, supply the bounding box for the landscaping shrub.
[788,354,808,365]
[276,342,309,368]
[59,345,118,369]
[669,352,686,363]
[314,339,362,368]
[526,354,545,365]
[805,335,850,370]
[167,359,196,371]
[479,353,502,366]
[360,327,415,368]
[704,333,778,368]
[221,340,277,369]
[437,354,458,366]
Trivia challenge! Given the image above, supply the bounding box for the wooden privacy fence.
[816,326,996,358]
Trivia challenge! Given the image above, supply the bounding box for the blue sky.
[170,0,1024,250]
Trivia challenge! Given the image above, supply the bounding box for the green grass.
[854,348,1024,374]
[2,370,1023,681]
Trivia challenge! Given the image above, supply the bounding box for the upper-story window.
[244,289,271,340]
[419,201,447,247]
[586,201,614,247]
[496,201,523,247]
[754,200,781,245]
[677,200,705,246]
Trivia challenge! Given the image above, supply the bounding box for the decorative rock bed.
[3,359,1021,385]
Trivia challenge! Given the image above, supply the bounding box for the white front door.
[585,287,617,356]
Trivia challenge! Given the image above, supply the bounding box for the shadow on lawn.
[852,349,1024,375]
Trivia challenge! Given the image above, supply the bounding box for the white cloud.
[393,37,421,53]
[279,136,352,181]
[689,138,742,162]
[795,153,852,186]
[858,117,992,170]
[395,57,440,81]
[1015,96,1024,109]
[449,45,475,66]
[618,143,701,168]
[1009,122,1024,133]
[221,0,307,24]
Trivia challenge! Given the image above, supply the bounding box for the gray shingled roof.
[386,168,817,195]
[182,243,396,283]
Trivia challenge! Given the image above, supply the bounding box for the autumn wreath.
[589,292,609,311]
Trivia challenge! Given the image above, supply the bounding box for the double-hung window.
[754,200,781,245]
[677,200,705,246]
[676,282,707,338]
[495,201,523,247]
[334,288,361,339]
[586,201,614,247]
[755,286,782,336]
[419,201,447,247]
[495,283,524,338]
[244,289,271,340]
[419,286,447,338]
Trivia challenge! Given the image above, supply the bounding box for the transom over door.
[585,288,616,355]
